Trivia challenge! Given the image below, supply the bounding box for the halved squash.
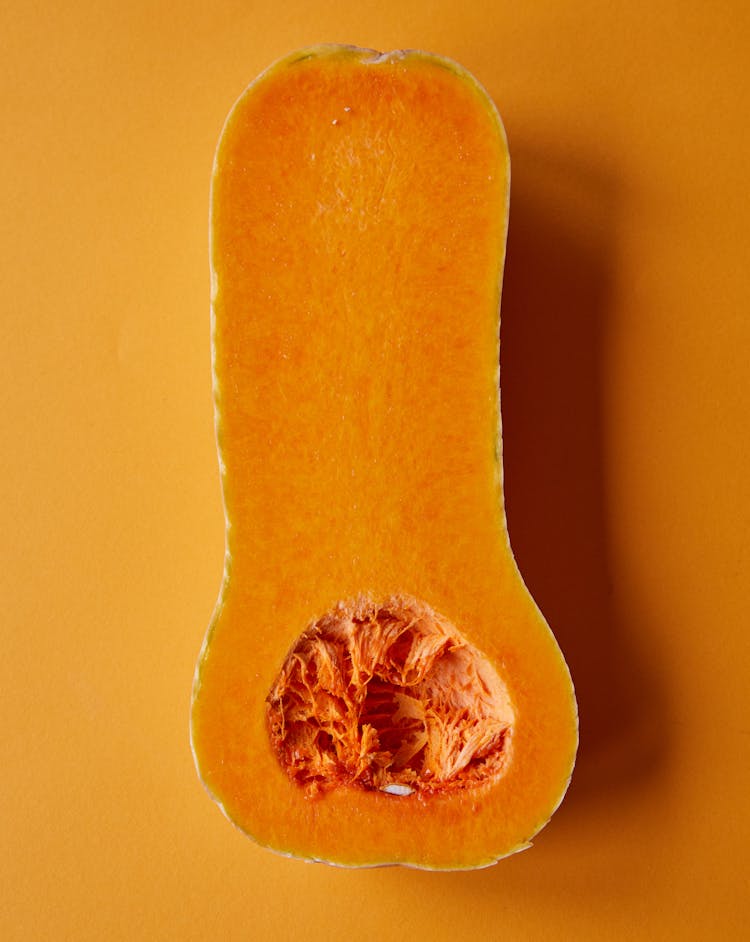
[191,44,577,869]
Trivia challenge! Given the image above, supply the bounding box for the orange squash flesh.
[191,45,578,869]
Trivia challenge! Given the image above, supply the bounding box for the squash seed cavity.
[266,596,514,797]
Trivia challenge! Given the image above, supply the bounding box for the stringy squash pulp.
[191,45,578,870]
[267,595,515,796]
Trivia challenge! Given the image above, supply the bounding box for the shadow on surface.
[498,144,667,813]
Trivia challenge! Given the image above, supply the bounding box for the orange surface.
[191,47,576,868]
[2,0,749,937]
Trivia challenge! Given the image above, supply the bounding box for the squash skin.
[191,45,578,869]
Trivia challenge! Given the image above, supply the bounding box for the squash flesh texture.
[212,51,506,575]
[192,47,578,869]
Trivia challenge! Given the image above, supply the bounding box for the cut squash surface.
[191,45,578,870]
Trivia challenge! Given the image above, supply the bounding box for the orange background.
[2,2,748,939]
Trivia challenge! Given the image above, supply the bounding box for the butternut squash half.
[191,45,578,869]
